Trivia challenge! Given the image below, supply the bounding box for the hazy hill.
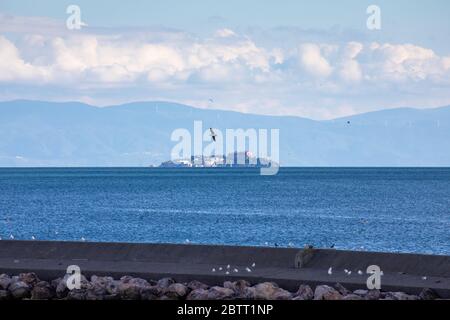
[0,100,449,166]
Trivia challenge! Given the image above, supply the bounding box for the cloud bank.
[1,14,450,119]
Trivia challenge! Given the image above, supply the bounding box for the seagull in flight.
[210,128,217,142]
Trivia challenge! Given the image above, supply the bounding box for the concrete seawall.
[0,240,449,297]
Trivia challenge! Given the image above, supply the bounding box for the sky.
[1,0,450,119]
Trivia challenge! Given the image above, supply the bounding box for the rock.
[314,285,343,300]
[419,288,440,300]
[86,285,108,300]
[239,287,257,300]
[385,292,420,300]
[0,290,10,300]
[253,282,292,300]
[334,283,351,296]
[187,280,209,291]
[118,282,142,300]
[31,281,54,300]
[55,273,90,299]
[157,277,175,289]
[186,288,210,300]
[353,289,368,296]
[224,280,251,295]
[8,281,31,299]
[117,277,151,299]
[342,294,364,300]
[0,274,12,290]
[366,290,381,300]
[294,284,314,300]
[88,275,117,299]
[67,289,87,300]
[55,277,69,299]
[207,286,235,300]
[271,288,292,300]
[164,283,188,299]
[50,278,61,289]
[140,286,160,300]
[19,273,40,286]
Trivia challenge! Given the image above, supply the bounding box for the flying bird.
[210,128,217,142]
[328,267,333,275]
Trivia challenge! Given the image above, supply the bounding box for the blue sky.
[1,0,450,118]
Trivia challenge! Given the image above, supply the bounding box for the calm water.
[0,168,449,255]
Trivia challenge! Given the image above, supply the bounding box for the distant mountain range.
[0,100,449,167]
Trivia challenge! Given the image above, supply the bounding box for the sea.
[0,167,449,255]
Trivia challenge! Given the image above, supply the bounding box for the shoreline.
[0,240,449,299]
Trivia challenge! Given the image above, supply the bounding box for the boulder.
[385,292,420,300]
[187,280,209,291]
[9,281,31,299]
[419,288,440,300]
[186,288,210,300]
[334,283,351,296]
[164,283,188,299]
[314,285,343,300]
[67,289,87,300]
[31,281,54,300]
[0,274,12,290]
[118,281,142,300]
[55,273,90,299]
[353,289,368,296]
[117,276,152,299]
[239,287,257,300]
[294,284,314,300]
[366,290,381,300]
[157,277,175,289]
[224,280,251,295]
[253,282,292,300]
[140,286,160,300]
[207,286,235,300]
[19,273,40,286]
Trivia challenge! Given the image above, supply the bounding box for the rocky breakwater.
[0,273,444,300]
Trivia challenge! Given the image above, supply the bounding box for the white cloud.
[298,43,333,78]
[214,28,236,38]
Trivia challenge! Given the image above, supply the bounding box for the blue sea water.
[0,168,449,255]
